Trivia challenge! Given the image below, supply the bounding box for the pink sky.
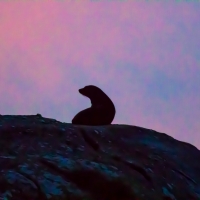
[0,1,200,148]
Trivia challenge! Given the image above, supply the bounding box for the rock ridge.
[0,114,199,200]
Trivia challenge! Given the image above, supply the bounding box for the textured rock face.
[0,114,200,200]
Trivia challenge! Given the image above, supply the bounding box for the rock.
[0,115,199,200]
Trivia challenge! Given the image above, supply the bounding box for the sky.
[0,1,200,149]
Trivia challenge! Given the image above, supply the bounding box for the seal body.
[72,85,115,126]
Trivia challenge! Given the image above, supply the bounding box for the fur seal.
[72,85,115,126]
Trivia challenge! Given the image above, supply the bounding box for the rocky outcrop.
[0,114,199,200]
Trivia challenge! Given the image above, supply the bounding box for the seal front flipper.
[72,108,94,125]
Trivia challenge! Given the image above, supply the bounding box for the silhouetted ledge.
[0,114,199,200]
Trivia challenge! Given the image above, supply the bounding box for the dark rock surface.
[0,114,199,200]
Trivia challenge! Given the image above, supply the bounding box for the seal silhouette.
[72,85,115,126]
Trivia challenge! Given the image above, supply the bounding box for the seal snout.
[79,88,85,95]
